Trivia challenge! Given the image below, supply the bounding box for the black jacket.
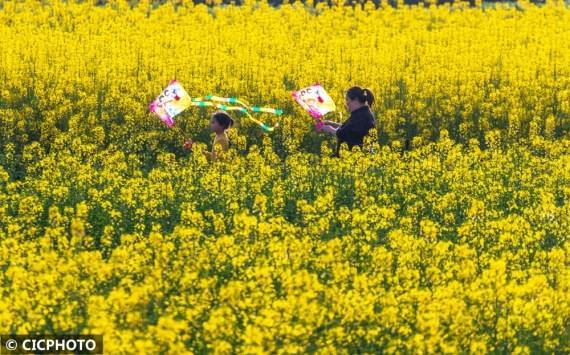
[335,106,376,155]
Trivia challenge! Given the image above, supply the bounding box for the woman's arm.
[336,117,363,143]
[323,120,341,128]
[320,124,338,135]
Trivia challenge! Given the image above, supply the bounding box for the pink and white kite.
[292,84,337,129]
[149,80,192,127]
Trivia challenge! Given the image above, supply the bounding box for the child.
[319,86,376,157]
[184,110,233,160]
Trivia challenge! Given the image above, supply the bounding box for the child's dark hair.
[346,86,375,107]
[213,111,234,130]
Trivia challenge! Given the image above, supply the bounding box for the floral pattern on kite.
[292,84,336,120]
[149,80,192,127]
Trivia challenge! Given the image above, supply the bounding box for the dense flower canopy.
[0,1,568,353]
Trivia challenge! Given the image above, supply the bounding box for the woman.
[320,86,376,157]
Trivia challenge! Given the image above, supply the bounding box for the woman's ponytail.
[362,88,375,107]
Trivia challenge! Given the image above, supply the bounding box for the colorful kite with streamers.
[149,80,192,127]
[149,81,282,132]
[292,84,337,129]
[189,95,283,132]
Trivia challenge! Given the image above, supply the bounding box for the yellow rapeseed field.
[0,0,568,353]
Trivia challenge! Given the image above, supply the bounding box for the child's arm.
[203,136,226,161]
[184,138,216,160]
[202,146,215,160]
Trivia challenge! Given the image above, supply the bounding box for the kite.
[149,80,192,127]
[149,81,282,132]
[292,84,337,129]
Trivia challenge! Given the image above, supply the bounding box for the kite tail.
[190,101,216,108]
[204,95,251,109]
[190,95,281,132]
[241,110,278,132]
[192,101,277,132]
[217,105,277,132]
[251,107,283,116]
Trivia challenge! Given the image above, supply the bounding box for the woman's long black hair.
[346,86,375,107]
